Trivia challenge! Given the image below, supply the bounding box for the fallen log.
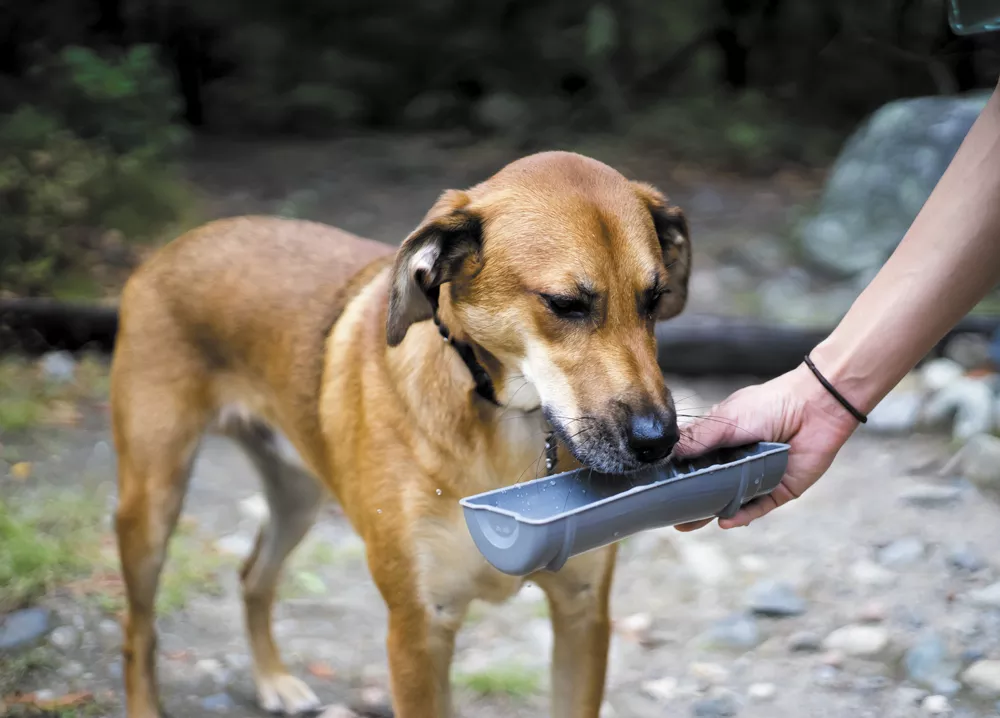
[3,299,999,379]
[0,299,119,355]
[656,313,1000,377]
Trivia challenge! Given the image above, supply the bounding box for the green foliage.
[455,663,542,697]
[44,45,187,157]
[628,90,843,172]
[0,46,194,296]
[0,489,104,613]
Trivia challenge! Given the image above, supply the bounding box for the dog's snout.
[626,410,678,465]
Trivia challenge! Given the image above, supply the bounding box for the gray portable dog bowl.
[460,441,790,576]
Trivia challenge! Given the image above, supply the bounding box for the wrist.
[807,332,885,417]
[787,361,864,437]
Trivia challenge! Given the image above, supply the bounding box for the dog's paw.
[257,673,322,715]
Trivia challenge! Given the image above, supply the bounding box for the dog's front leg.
[532,544,618,718]
[386,602,463,718]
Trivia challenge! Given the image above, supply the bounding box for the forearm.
[812,80,1000,414]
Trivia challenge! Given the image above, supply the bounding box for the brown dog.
[110,150,691,718]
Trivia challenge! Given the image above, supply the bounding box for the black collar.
[427,288,559,474]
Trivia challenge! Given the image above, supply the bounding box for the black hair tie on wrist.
[803,355,868,424]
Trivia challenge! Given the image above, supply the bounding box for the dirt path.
[4,373,1000,718]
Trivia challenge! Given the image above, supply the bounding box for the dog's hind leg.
[228,422,324,715]
[113,376,209,718]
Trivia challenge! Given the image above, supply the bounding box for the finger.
[674,401,758,459]
[717,480,798,528]
[674,517,715,532]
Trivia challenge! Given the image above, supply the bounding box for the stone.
[616,612,653,643]
[48,625,78,651]
[961,660,1000,698]
[98,619,121,641]
[196,658,229,685]
[822,625,890,658]
[877,537,925,568]
[696,613,760,651]
[946,544,986,573]
[921,694,951,715]
[742,579,806,617]
[474,92,530,133]
[676,541,732,586]
[813,665,840,688]
[689,662,729,686]
[905,632,960,694]
[39,351,76,383]
[899,484,963,508]
[215,533,254,557]
[944,333,994,370]
[360,686,389,707]
[850,559,896,587]
[955,434,1000,491]
[800,92,991,278]
[788,631,822,653]
[641,676,678,703]
[747,683,776,702]
[967,582,1000,609]
[0,607,51,651]
[84,441,114,477]
[867,390,923,433]
[240,494,270,523]
[223,653,250,671]
[921,359,966,393]
[60,660,85,678]
[738,555,768,574]
[691,693,739,717]
[318,707,360,718]
[922,378,995,442]
[201,692,235,713]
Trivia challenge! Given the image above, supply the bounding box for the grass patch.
[0,646,55,699]
[157,522,230,614]
[88,518,230,616]
[0,489,105,613]
[455,663,542,698]
[0,357,110,434]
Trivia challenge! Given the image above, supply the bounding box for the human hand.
[672,363,861,531]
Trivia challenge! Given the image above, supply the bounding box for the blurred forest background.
[1,0,999,299]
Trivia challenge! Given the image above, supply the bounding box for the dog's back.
[112,216,392,473]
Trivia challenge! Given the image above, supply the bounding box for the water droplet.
[376,509,382,514]
[613,531,620,537]
[435,489,442,496]
[549,480,556,486]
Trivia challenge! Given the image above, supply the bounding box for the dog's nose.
[626,411,678,464]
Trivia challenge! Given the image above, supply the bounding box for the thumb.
[674,394,761,458]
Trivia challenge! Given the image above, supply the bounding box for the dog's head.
[386,151,691,473]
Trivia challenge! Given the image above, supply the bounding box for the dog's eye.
[642,288,669,319]
[542,294,592,320]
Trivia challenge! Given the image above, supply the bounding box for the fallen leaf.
[165,649,194,662]
[308,662,337,680]
[44,400,82,426]
[5,690,94,710]
[10,461,32,481]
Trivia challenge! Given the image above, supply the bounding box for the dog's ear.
[632,182,691,320]
[386,190,482,347]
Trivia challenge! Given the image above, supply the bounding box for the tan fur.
[110,151,691,718]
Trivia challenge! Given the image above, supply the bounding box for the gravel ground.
[4,376,1000,718]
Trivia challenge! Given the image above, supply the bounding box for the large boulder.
[800,91,992,279]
